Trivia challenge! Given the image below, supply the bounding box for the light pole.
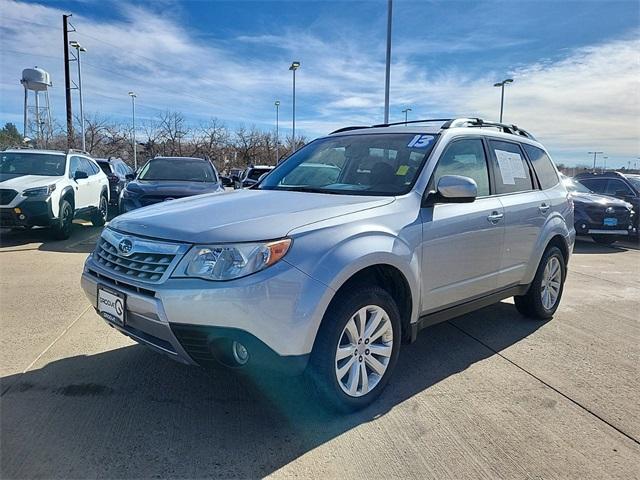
[69,40,87,151]
[289,61,300,151]
[603,156,608,172]
[274,100,280,162]
[588,151,603,171]
[493,78,513,123]
[401,107,412,125]
[128,91,137,170]
[384,0,393,124]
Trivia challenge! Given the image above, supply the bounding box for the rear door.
[420,137,505,313]
[486,139,549,288]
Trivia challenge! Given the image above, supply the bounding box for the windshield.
[563,178,591,193]
[138,158,215,182]
[626,175,640,191]
[259,133,438,195]
[0,152,66,177]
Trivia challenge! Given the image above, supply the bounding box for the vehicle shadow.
[0,302,545,479]
[573,237,635,254]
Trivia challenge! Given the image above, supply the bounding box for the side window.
[85,159,100,175]
[605,179,633,197]
[579,179,606,194]
[488,140,533,194]
[522,144,558,189]
[431,138,490,196]
[69,156,81,178]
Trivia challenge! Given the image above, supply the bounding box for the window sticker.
[396,165,409,176]
[495,149,526,185]
[407,135,435,148]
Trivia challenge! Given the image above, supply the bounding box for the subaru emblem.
[118,238,134,256]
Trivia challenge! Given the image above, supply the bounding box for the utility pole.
[274,100,280,162]
[383,0,393,124]
[588,151,603,171]
[63,14,73,149]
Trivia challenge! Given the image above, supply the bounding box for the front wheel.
[51,200,73,240]
[308,286,401,412]
[592,235,617,246]
[92,194,108,227]
[514,246,566,319]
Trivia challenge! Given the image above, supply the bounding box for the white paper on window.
[495,149,526,185]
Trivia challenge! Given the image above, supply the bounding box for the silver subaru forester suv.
[81,118,575,411]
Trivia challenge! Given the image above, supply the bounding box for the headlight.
[23,184,56,197]
[175,239,292,281]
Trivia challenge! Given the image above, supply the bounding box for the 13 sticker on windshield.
[407,135,435,148]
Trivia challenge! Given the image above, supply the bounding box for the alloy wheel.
[334,305,393,397]
[540,256,562,310]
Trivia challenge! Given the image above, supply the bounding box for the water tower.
[21,67,53,144]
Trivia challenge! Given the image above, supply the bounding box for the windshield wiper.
[269,186,336,194]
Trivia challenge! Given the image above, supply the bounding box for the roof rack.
[67,148,91,155]
[329,117,536,140]
[442,118,536,140]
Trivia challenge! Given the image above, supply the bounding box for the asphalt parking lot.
[1,223,639,479]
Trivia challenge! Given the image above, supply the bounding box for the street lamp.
[493,78,513,123]
[69,40,87,151]
[289,61,300,150]
[274,100,280,162]
[128,91,137,170]
[588,151,603,171]
[401,107,412,125]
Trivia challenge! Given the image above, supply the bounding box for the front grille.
[91,229,187,284]
[585,205,630,225]
[87,268,156,297]
[95,238,175,282]
[139,195,187,207]
[0,189,18,205]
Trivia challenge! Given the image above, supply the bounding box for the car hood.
[0,174,63,191]
[125,180,220,196]
[571,191,631,208]
[110,189,394,243]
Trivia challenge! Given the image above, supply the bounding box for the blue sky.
[1,0,639,167]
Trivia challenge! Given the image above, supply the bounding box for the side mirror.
[125,173,135,181]
[424,175,477,206]
[220,176,233,187]
[74,170,88,181]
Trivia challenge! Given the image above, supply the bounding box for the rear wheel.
[308,286,401,412]
[514,246,566,319]
[92,194,108,227]
[592,235,617,246]
[51,200,73,240]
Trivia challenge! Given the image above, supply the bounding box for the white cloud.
[0,0,638,166]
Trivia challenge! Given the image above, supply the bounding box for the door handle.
[539,203,550,214]
[487,211,504,223]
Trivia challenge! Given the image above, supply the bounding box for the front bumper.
[81,255,333,374]
[0,198,54,227]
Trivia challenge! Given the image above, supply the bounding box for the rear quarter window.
[522,144,559,189]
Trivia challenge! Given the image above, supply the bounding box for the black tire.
[92,194,108,227]
[307,285,401,412]
[592,235,617,246]
[514,246,566,319]
[52,199,73,240]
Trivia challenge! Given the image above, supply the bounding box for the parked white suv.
[81,118,575,411]
[1,149,109,239]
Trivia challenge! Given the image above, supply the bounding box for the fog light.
[581,223,587,229]
[232,341,249,365]
[18,214,26,220]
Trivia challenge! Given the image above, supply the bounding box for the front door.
[420,137,505,314]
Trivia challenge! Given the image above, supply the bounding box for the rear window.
[98,162,112,175]
[522,144,559,189]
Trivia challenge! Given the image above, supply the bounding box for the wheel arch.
[59,186,75,211]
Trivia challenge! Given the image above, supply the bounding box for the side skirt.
[410,284,530,342]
